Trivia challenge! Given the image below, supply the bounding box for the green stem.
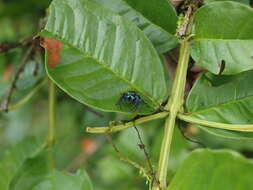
[154,40,190,190]
[86,112,168,133]
[178,114,253,132]
[48,79,56,145]
[47,79,56,167]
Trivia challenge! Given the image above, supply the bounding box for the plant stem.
[48,79,56,145]
[153,40,190,190]
[177,113,253,132]
[47,79,56,167]
[86,112,168,133]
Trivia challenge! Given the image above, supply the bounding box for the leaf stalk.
[86,112,168,133]
[178,114,253,132]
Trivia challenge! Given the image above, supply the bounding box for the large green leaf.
[42,0,169,114]
[191,2,253,75]
[168,149,253,190]
[186,70,253,139]
[0,137,44,190]
[92,0,178,53]
[10,152,93,190]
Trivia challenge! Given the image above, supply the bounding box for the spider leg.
[132,99,141,112]
[116,96,124,110]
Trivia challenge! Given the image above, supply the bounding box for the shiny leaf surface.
[191,2,253,74]
[42,0,169,114]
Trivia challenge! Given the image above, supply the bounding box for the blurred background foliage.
[1,0,253,190]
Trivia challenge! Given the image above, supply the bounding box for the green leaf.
[196,126,253,149]
[123,0,177,34]
[186,71,253,124]
[168,149,253,190]
[191,2,253,75]
[0,137,44,190]
[43,0,169,114]
[92,0,178,53]
[204,0,250,5]
[10,152,93,190]
[9,152,51,190]
[47,170,93,190]
[186,70,253,139]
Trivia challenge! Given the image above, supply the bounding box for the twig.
[84,105,104,118]
[133,125,161,189]
[0,45,34,112]
[0,37,34,53]
[0,42,21,52]
[105,133,120,153]
[0,79,47,112]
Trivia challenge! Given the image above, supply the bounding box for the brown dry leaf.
[40,37,63,67]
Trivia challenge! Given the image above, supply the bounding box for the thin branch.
[0,42,21,52]
[0,37,34,53]
[84,105,104,118]
[1,45,34,112]
[0,79,47,112]
[133,126,161,189]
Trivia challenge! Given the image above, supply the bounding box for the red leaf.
[40,37,63,67]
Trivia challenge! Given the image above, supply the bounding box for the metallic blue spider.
[116,91,142,111]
